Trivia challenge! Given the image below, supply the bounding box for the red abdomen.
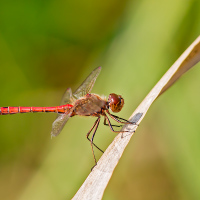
[0,105,73,115]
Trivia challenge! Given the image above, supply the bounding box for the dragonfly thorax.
[73,94,107,116]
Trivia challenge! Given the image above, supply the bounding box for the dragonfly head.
[108,93,124,113]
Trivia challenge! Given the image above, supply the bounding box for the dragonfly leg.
[104,114,125,133]
[86,116,104,168]
[106,110,137,125]
[104,113,136,134]
[103,117,122,128]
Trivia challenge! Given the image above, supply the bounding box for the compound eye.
[108,93,124,113]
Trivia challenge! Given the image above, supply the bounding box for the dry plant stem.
[72,36,200,200]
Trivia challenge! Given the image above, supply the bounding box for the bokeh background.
[0,0,200,199]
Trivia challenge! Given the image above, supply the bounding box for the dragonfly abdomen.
[0,105,73,115]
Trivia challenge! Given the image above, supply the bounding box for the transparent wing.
[51,109,73,137]
[60,88,75,105]
[73,66,101,99]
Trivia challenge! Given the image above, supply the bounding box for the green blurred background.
[0,0,200,199]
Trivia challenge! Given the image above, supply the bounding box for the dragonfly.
[0,67,134,166]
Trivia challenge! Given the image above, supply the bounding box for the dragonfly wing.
[60,88,75,105]
[51,109,73,137]
[73,66,101,99]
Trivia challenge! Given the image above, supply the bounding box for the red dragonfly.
[0,67,133,165]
